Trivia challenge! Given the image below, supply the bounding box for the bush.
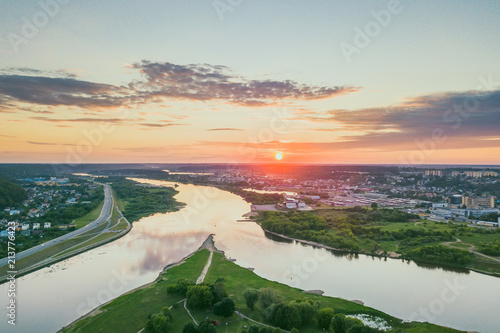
[213,279,228,302]
[264,303,301,330]
[144,313,172,333]
[331,314,346,333]
[198,320,216,333]
[187,285,214,309]
[244,288,259,310]
[213,297,236,317]
[317,307,335,330]
[182,322,198,333]
[259,288,280,309]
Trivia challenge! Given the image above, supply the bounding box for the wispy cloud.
[27,141,60,146]
[138,123,187,128]
[294,89,500,151]
[0,63,358,113]
[207,128,244,131]
[30,116,134,123]
[0,75,129,109]
[131,61,358,106]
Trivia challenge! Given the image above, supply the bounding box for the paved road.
[0,184,113,266]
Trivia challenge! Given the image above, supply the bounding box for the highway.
[0,184,113,267]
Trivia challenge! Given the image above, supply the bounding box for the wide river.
[1,180,499,332]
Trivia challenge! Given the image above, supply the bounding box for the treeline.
[322,207,420,225]
[0,178,27,207]
[260,211,360,251]
[224,186,283,205]
[403,245,473,266]
[478,240,500,256]
[240,287,383,332]
[107,177,182,222]
[259,210,445,253]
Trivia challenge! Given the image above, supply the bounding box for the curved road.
[0,184,113,267]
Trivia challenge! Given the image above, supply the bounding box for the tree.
[317,307,335,330]
[187,285,214,309]
[259,288,280,309]
[331,314,346,333]
[289,299,318,325]
[371,203,378,209]
[244,288,259,310]
[259,327,273,333]
[290,329,300,333]
[213,297,236,317]
[198,320,217,333]
[213,278,228,302]
[248,326,260,333]
[182,322,198,333]
[144,313,171,333]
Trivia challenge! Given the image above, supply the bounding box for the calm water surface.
[1,180,498,332]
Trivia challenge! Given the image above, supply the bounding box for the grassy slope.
[61,250,463,333]
[73,200,104,229]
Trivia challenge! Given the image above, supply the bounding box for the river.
[1,180,499,332]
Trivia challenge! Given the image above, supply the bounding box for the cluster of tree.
[107,177,181,222]
[330,314,384,333]
[259,210,443,253]
[479,212,499,222]
[241,326,297,333]
[182,321,217,333]
[403,245,473,266]
[259,212,360,251]
[166,279,194,296]
[477,240,500,256]
[0,178,27,207]
[225,187,283,205]
[144,307,173,333]
[168,278,236,317]
[242,287,382,332]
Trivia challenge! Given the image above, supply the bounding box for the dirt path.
[442,238,500,263]
[235,311,288,332]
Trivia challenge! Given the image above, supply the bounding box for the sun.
[275,152,283,161]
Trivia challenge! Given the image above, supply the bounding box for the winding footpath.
[182,236,286,332]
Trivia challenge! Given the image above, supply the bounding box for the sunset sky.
[1,0,499,165]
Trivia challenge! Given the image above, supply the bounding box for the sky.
[0,0,499,165]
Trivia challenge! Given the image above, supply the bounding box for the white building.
[44,222,51,229]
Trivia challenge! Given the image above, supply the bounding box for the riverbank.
[262,228,500,280]
[60,236,464,333]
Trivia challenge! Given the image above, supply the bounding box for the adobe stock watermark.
[75,268,136,316]
[51,108,130,176]
[408,278,467,322]
[339,0,403,63]
[180,107,292,226]
[180,186,220,227]
[213,0,244,21]
[235,108,292,162]
[282,250,329,288]
[398,74,498,167]
[6,0,71,54]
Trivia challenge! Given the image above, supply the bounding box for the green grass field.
[60,249,464,333]
[73,200,104,229]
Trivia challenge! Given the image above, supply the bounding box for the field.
[60,248,463,333]
[73,200,104,229]
[260,209,500,276]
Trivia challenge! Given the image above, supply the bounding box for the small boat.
[174,183,179,188]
